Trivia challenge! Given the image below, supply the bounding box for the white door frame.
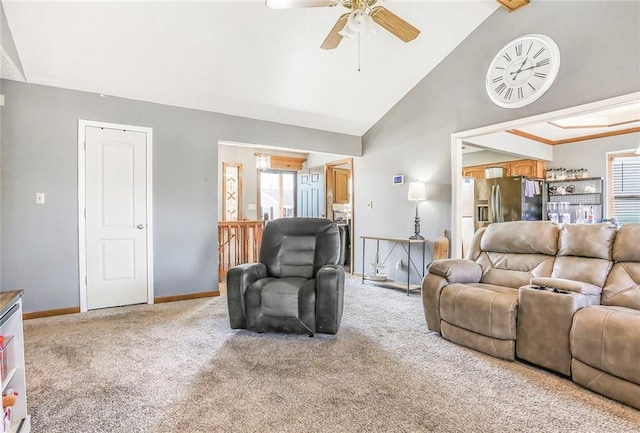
[78,119,154,312]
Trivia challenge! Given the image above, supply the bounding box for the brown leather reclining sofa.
[422,221,640,409]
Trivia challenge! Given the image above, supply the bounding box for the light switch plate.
[35,193,45,204]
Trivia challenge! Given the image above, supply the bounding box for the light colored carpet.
[24,277,640,432]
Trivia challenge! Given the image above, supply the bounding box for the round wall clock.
[486,34,561,109]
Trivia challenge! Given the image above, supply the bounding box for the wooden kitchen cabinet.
[462,165,489,179]
[509,159,546,178]
[463,159,545,179]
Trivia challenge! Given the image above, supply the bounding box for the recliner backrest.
[602,223,640,309]
[552,223,616,287]
[475,221,559,288]
[259,218,340,279]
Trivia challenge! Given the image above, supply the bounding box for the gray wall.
[357,1,640,282]
[552,133,640,179]
[1,80,360,313]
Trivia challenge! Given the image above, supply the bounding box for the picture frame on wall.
[392,174,404,185]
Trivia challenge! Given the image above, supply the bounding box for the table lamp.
[408,181,427,240]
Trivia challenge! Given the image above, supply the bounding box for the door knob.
[137,224,144,229]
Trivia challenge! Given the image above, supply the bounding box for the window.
[259,170,296,220]
[222,162,242,221]
[608,151,640,225]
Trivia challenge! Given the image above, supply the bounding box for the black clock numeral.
[515,43,523,56]
[534,72,547,79]
[503,53,512,62]
[495,83,507,96]
[534,47,546,59]
[536,58,550,67]
[517,87,524,99]
[492,76,504,83]
[528,82,536,91]
[495,66,505,70]
[505,88,513,100]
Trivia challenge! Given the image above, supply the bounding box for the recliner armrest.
[530,277,602,296]
[428,259,482,284]
[315,265,345,335]
[227,263,267,329]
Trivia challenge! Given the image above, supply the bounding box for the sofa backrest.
[260,217,340,279]
[552,223,616,288]
[602,223,640,309]
[474,221,559,289]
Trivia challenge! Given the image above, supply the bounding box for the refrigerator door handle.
[488,185,495,223]
[495,184,503,222]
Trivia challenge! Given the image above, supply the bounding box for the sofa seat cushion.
[441,321,515,361]
[440,283,519,340]
[571,306,640,385]
[245,277,316,334]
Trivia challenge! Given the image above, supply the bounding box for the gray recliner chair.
[227,217,345,336]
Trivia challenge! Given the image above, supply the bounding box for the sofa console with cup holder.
[422,221,640,409]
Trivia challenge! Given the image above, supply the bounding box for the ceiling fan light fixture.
[338,23,357,39]
[347,9,367,32]
[341,9,377,39]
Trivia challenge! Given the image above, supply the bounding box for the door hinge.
[84,208,86,218]
[84,140,86,150]
[85,276,87,285]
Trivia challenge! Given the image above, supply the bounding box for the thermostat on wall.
[393,175,404,185]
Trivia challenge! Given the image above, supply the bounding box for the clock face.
[486,34,560,109]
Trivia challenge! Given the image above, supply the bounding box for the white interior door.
[85,126,149,310]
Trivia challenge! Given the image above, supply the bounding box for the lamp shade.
[408,181,427,201]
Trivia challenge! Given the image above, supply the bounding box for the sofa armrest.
[531,277,602,296]
[227,263,267,329]
[315,265,345,335]
[422,273,449,333]
[428,259,482,284]
[421,259,481,333]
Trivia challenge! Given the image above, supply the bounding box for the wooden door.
[334,168,350,204]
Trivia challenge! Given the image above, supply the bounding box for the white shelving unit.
[0,292,30,433]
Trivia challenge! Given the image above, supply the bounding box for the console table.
[360,236,427,295]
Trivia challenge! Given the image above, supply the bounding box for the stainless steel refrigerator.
[474,176,543,230]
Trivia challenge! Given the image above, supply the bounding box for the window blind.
[611,155,640,225]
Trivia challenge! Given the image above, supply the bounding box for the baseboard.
[23,307,81,320]
[22,291,220,319]
[154,291,220,304]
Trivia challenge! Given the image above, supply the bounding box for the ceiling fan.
[265,0,420,50]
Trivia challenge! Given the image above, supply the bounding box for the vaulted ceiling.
[1,0,500,136]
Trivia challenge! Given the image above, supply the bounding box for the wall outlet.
[35,193,45,205]
[395,259,403,270]
[367,201,373,209]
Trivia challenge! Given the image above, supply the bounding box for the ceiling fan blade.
[371,6,420,43]
[265,0,338,9]
[321,13,349,50]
